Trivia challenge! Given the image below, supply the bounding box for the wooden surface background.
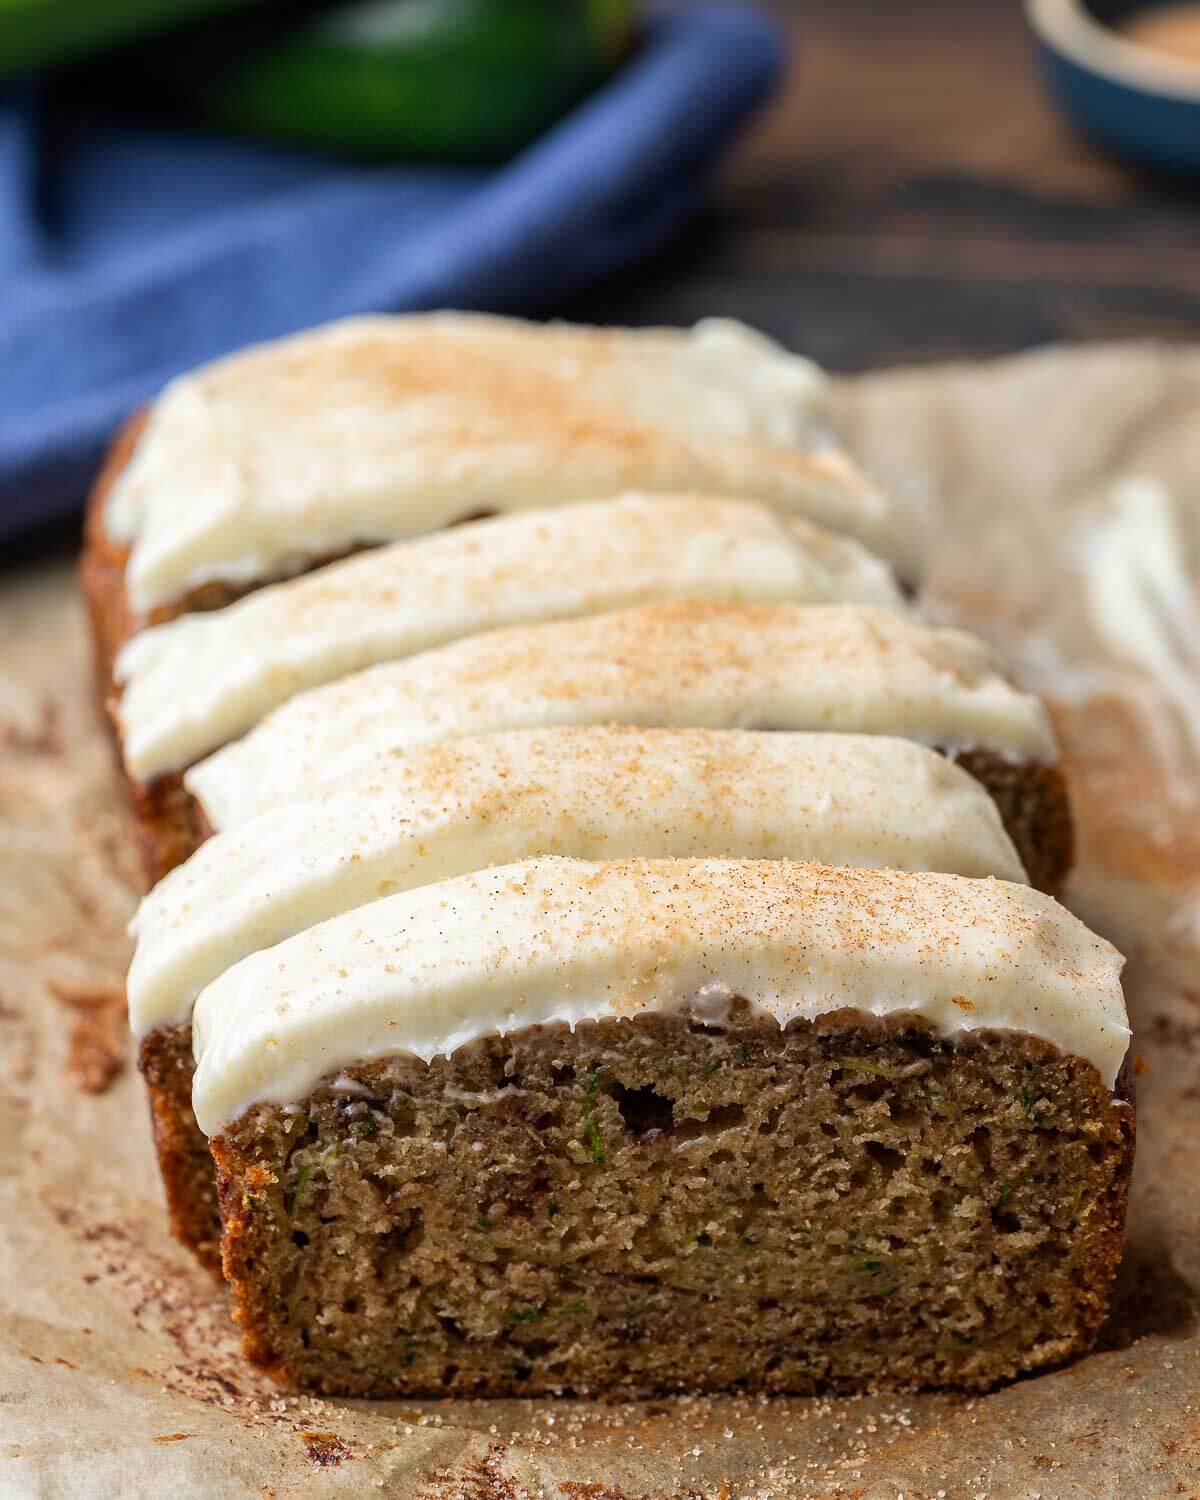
[568,0,1200,368]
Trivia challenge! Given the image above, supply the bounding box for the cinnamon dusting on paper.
[47,978,128,1094]
[66,1001,127,1094]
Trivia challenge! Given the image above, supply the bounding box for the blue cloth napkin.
[0,3,783,543]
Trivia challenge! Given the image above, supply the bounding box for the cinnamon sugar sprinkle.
[188,602,1056,829]
[190,855,1129,1134]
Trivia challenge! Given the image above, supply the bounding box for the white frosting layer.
[187,603,1058,830]
[130,727,1026,1036]
[104,313,915,610]
[190,856,1130,1134]
[114,494,902,780]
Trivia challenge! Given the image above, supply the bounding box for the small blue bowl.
[1027,0,1200,174]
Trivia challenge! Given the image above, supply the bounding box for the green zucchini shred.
[287,1164,312,1215]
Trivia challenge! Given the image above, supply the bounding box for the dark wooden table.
[568,0,1200,369]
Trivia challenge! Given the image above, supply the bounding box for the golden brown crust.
[126,776,211,891]
[137,1025,222,1275]
[79,410,149,700]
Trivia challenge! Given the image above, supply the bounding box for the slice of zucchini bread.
[131,727,1029,1269]
[111,494,903,784]
[196,857,1133,1398]
[185,602,1073,894]
[83,312,907,628]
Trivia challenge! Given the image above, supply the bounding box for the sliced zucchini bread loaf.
[85,311,1121,1403]
[194,857,1133,1398]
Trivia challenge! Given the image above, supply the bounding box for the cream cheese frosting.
[190,855,1130,1135]
[103,313,917,610]
[113,494,903,781]
[129,727,1027,1036]
[186,602,1059,830]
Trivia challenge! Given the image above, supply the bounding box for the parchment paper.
[2,343,1199,1499]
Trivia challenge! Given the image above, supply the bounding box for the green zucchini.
[0,0,270,82]
[116,0,635,162]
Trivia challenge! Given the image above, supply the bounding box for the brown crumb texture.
[138,1026,223,1274]
[211,1009,1132,1399]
